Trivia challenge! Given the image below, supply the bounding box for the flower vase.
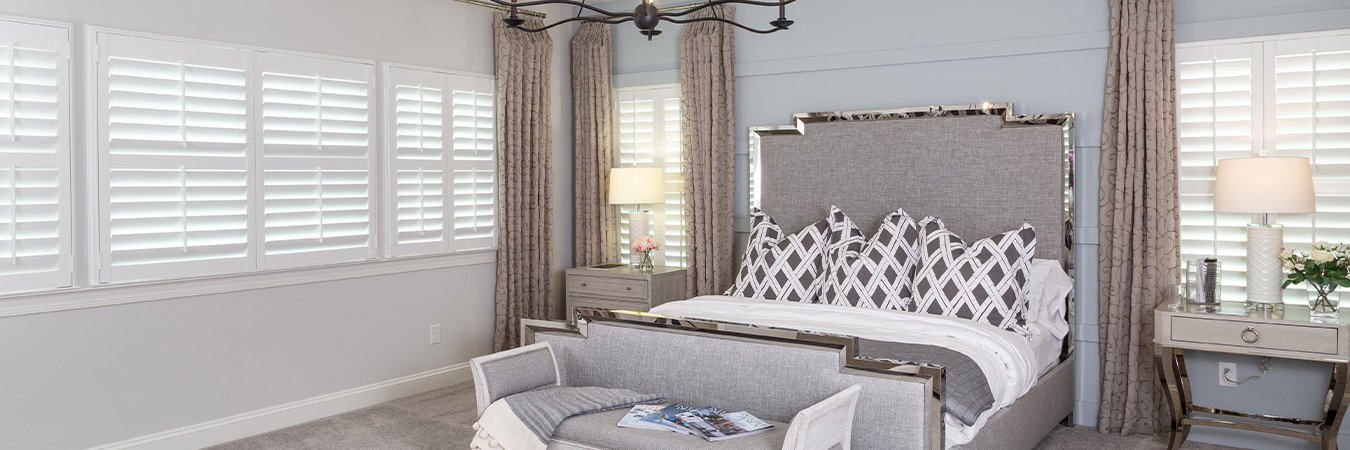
[637,250,655,272]
[1307,282,1341,317]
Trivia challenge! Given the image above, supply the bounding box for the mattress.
[649,296,1061,448]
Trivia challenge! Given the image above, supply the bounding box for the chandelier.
[492,0,795,39]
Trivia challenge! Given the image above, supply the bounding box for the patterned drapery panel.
[1097,0,1180,436]
[680,5,736,297]
[572,23,620,267]
[493,13,554,351]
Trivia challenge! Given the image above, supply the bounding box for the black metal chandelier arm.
[658,0,796,16]
[511,15,634,32]
[484,0,622,17]
[658,16,785,34]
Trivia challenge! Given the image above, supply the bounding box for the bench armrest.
[782,385,863,450]
[469,342,561,416]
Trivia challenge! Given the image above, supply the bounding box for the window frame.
[0,25,507,304]
[614,83,686,267]
[1177,28,1350,303]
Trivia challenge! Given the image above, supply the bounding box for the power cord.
[1223,357,1272,386]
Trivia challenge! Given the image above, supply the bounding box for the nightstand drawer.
[1171,316,1339,355]
[568,296,650,314]
[569,275,648,299]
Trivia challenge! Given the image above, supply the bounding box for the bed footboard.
[522,309,945,449]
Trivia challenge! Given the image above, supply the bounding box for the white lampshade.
[608,167,665,205]
[1214,156,1316,214]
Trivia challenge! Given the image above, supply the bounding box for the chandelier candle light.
[485,0,795,39]
[1213,155,1316,308]
[608,167,665,265]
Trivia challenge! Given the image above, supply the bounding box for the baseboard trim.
[89,362,473,450]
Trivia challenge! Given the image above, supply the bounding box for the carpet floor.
[207,382,1240,450]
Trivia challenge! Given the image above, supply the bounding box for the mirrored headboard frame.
[746,102,1076,268]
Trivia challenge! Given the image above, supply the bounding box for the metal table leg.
[1323,363,1349,450]
[1158,346,1192,450]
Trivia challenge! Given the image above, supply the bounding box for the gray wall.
[601,0,1350,448]
[0,0,574,448]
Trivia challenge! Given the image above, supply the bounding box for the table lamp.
[608,167,665,263]
[1214,155,1316,308]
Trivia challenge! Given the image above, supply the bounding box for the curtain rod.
[452,0,549,18]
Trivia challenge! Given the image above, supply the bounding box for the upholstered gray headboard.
[750,103,1074,265]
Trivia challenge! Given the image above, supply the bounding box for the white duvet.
[649,295,1045,448]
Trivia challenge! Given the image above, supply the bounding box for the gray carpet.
[207,382,1240,450]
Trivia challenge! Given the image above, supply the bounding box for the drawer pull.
[580,283,587,287]
[626,287,632,291]
[1241,327,1260,344]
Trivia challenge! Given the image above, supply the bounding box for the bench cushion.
[549,407,789,450]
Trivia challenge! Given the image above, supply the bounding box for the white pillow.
[1024,258,1073,341]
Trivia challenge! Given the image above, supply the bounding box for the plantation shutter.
[97,33,250,283]
[386,67,495,256]
[388,67,447,256]
[1272,35,1350,269]
[615,85,685,267]
[448,74,496,251]
[0,20,71,293]
[258,53,375,268]
[1178,31,1350,303]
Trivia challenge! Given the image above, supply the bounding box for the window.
[1179,30,1350,302]
[88,30,496,288]
[385,65,497,256]
[0,19,72,294]
[615,85,685,267]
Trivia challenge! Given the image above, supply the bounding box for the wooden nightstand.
[1155,301,1350,449]
[564,265,687,320]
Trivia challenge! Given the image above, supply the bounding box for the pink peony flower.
[631,235,660,253]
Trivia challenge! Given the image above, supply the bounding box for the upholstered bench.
[470,342,860,450]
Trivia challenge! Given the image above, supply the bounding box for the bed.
[508,103,1076,449]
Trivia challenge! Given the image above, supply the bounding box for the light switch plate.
[430,324,441,345]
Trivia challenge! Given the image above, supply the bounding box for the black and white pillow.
[818,209,922,311]
[910,218,1037,337]
[724,207,842,302]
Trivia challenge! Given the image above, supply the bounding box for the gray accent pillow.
[910,218,1037,337]
[818,208,921,311]
[725,207,840,302]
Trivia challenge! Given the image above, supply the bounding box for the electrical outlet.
[429,324,441,345]
[1219,362,1237,387]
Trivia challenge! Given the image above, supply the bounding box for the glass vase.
[1307,282,1341,317]
[636,251,655,272]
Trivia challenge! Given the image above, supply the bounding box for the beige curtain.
[493,13,554,352]
[572,23,620,267]
[680,5,736,297]
[1097,0,1179,436]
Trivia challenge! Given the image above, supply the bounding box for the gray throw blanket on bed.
[504,386,665,443]
[857,338,994,426]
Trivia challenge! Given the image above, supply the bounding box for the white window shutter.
[388,67,448,256]
[615,85,685,267]
[97,33,251,283]
[259,53,375,268]
[449,76,496,251]
[385,67,496,255]
[1178,31,1350,303]
[0,19,71,293]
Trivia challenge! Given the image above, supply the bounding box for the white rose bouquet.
[1283,241,1350,313]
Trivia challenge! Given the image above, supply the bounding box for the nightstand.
[564,265,687,319]
[1154,301,1350,450]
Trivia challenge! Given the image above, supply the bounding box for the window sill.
[0,249,497,319]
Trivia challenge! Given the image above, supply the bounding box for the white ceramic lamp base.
[629,210,651,264]
[1246,225,1285,305]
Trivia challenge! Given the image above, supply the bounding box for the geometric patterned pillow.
[910,218,1037,337]
[723,207,839,302]
[817,208,921,311]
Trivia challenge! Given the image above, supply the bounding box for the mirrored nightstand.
[1154,301,1350,449]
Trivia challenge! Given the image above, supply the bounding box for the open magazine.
[617,404,773,441]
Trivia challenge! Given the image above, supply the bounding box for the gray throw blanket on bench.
[857,338,994,426]
[504,386,665,443]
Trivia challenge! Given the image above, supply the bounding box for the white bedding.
[649,296,1052,448]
